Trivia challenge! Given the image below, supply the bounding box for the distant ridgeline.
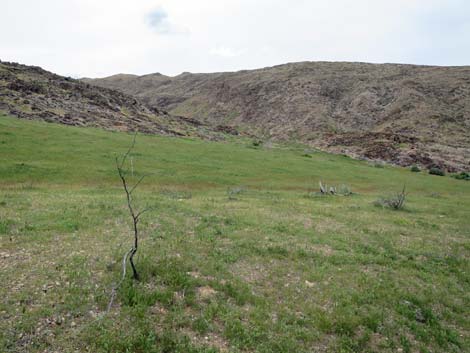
[85,61,470,172]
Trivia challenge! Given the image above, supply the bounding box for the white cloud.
[1,0,469,77]
[146,7,189,35]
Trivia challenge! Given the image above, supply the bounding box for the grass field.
[0,115,469,353]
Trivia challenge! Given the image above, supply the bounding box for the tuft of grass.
[0,219,14,234]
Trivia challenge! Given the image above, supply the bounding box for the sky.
[1,0,469,78]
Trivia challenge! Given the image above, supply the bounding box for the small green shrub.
[369,161,385,168]
[410,165,420,172]
[429,167,445,176]
[452,171,470,181]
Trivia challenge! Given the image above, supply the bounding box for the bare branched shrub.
[227,186,244,200]
[374,185,407,210]
[115,133,152,280]
[107,133,153,312]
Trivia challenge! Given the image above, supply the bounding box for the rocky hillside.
[85,62,470,171]
[0,60,220,139]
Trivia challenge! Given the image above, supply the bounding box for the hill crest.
[86,61,470,171]
[0,60,221,139]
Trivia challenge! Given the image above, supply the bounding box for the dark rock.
[0,61,221,140]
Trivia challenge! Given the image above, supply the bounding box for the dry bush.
[374,185,407,210]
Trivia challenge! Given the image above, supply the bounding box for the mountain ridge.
[85,61,470,171]
[0,60,222,139]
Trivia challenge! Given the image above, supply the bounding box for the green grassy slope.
[0,115,469,352]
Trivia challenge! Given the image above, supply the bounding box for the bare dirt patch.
[196,286,217,300]
[180,328,230,352]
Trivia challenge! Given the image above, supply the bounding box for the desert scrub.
[370,161,385,168]
[452,171,470,181]
[336,184,353,196]
[227,186,244,200]
[429,167,445,176]
[374,186,407,210]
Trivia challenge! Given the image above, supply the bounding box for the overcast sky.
[2,0,469,77]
